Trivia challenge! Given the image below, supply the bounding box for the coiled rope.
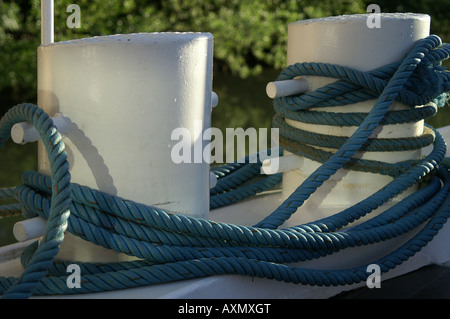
[0,35,449,298]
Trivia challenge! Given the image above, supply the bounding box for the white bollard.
[41,0,54,45]
[11,113,70,145]
[37,33,214,262]
[278,14,430,227]
[261,154,305,175]
[211,91,219,108]
[266,78,309,99]
[210,172,218,189]
[13,217,47,242]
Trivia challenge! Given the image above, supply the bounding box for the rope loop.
[259,35,450,229]
[0,104,71,299]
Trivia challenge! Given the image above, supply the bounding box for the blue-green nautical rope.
[258,34,449,229]
[210,149,282,209]
[0,187,21,218]
[0,35,449,298]
[0,105,71,299]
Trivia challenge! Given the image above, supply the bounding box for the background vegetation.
[0,1,449,244]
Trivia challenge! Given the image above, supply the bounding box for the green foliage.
[1,0,449,96]
[0,1,38,98]
[0,140,36,187]
[0,0,369,96]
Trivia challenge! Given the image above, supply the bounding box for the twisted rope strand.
[0,104,71,299]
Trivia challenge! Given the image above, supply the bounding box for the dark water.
[0,69,449,247]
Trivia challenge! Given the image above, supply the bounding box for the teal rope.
[257,35,449,229]
[0,105,71,299]
[0,187,21,217]
[210,149,282,209]
[0,35,449,298]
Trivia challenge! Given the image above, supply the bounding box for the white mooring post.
[269,14,431,227]
[41,0,54,45]
[35,33,214,263]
